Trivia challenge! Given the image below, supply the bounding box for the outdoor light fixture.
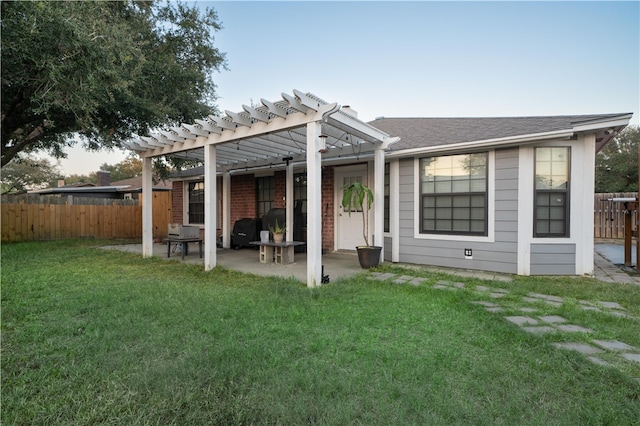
[318,134,328,153]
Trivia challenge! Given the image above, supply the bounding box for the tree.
[99,157,143,182]
[595,125,639,193]
[1,0,226,166]
[1,157,62,194]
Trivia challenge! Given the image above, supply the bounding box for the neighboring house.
[124,90,632,286]
[30,171,172,200]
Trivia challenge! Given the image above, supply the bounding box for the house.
[123,90,632,287]
[30,170,172,201]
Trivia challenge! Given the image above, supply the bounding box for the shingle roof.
[368,113,631,152]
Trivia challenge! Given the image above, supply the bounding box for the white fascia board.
[571,115,633,133]
[386,130,575,158]
[327,112,394,145]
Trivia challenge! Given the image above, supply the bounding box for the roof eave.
[386,129,576,158]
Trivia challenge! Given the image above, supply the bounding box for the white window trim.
[517,135,596,275]
[384,159,399,236]
[413,151,495,243]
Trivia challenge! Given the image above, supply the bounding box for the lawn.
[2,240,639,425]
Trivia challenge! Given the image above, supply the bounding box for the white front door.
[335,166,367,250]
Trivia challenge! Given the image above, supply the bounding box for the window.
[256,176,274,218]
[420,153,488,235]
[188,181,204,224]
[294,173,307,221]
[535,147,570,237]
[384,163,390,233]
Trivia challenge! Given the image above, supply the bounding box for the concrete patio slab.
[100,243,364,283]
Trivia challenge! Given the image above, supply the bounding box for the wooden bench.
[166,237,203,261]
[249,241,305,265]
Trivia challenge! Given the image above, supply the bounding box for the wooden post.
[624,204,632,266]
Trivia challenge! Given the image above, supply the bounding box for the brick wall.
[230,174,257,225]
[273,171,286,208]
[172,181,183,223]
[173,167,340,251]
[321,167,335,251]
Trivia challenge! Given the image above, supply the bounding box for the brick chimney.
[97,170,111,186]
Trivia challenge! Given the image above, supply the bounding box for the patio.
[101,242,365,283]
[101,241,640,285]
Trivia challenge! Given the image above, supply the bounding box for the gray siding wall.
[394,148,519,274]
[530,244,576,275]
[384,235,392,260]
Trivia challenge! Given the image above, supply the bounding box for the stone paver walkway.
[368,271,640,382]
[593,247,640,285]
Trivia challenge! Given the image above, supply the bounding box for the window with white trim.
[534,147,570,237]
[188,181,204,224]
[420,153,488,235]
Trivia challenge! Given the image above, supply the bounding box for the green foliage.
[0,156,62,194]
[2,241,639,424]
[1,0,227,166]
[595,125,639,192]
[268,218,286,234]
[341,181,374,246]
[99,157,142,182]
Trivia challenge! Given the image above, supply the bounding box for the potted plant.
[269,218,286,243]
[341,181,382,268]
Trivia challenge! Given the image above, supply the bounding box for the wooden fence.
[1,192,172,242]
[594,192,638,239]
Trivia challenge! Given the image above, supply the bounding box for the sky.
[47,1,639,176]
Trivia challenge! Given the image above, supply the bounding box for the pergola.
[124,90,399,287]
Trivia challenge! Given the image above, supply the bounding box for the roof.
[369,113,632,154]
[29,186,131,195]
[110,176,172,191]
[30,183,171,195]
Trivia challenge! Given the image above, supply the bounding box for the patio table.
[166,237,203,261]
[249,241,305,265]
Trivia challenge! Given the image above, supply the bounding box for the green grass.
[2,240,640,425]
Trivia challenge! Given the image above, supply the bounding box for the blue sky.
[55,1,639,176]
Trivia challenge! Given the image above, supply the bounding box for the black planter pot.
[356,246,382,269]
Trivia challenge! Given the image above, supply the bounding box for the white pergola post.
[286,160,294,242]
[306,121,322,287]
[204,144,217,270]
[222,170,231,249]
[374,146,385,262]
[141,156,154,257]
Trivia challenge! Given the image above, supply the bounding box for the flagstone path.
[369,271,640,383]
